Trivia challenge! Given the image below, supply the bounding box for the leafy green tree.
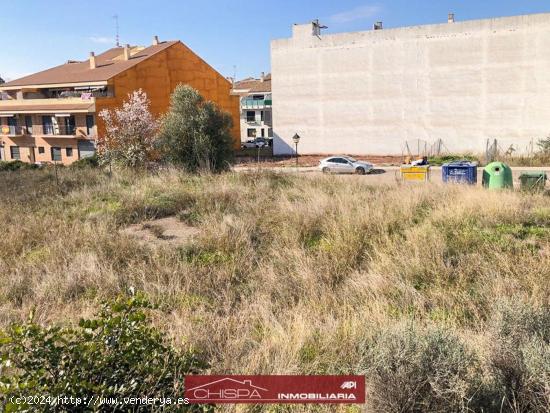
[158,85,234,172]
[0,294,211,412]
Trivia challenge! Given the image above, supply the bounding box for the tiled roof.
[233,77,258,90]
[248,79,271,93]
[2,41,179,87]
[232,74,271,93]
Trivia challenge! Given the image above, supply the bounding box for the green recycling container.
[482,162,513,189]
[519,172,547,192]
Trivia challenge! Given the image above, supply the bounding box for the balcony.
[34,124,77,136]
[241,98,272,109]
[0,125,26,136]
[56,90,112,99]
[0,97,96,115]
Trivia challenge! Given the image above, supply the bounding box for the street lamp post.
[292,133,301,168]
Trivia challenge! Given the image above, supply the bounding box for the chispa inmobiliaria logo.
[184,375,365,404]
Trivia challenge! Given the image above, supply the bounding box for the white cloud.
[89,36,116,44]
[329,4,382,24]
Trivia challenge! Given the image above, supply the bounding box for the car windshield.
[345,157,357,162]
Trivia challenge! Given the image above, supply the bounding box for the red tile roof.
[2,41,178,87]
[233,74,271,93]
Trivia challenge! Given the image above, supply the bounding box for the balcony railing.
[0,97,96,112]
[241,98,272,109]
[56,90,113,99]
[1,125,95,138]
[35,124,77,136]
[0,125,25,136]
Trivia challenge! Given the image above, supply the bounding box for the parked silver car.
[241,138,268,149]
[319,156,374,175]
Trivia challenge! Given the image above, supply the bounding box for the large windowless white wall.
[271,14,550,155]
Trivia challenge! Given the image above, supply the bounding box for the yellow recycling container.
[400,165,431,182]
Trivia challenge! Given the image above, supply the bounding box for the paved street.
[234,164,550,186]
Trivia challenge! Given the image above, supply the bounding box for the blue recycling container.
[442,161,478,184]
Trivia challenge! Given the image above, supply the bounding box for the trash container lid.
[519,171,547,179]
[443,160,478,167]
[484,162,511,171]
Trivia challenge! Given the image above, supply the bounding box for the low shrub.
[428,154,480,166]
[70,154,100,169]
[488,302,550,413]
[0,293,211,412]
[0,160,39,171]
[363,325,481,413]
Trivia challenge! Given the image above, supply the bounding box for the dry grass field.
[0,167,548,412]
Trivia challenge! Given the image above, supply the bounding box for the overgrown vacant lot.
[0,168,549,412]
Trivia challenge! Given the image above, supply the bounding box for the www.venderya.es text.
[9,395,190,407]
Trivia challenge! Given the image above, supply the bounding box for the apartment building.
[272,14,550,155]
[0,37,240,164]
[232,73,272,142]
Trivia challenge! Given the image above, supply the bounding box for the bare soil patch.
[121,216,199,247]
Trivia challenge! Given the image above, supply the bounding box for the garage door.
[78,140,96,159]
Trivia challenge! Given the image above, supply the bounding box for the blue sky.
[2,0,550,81]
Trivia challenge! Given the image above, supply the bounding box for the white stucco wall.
[271,14,550,155]
[239,105,272,140]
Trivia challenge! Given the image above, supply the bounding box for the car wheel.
[322,167,330,174]
[355,167,366,175]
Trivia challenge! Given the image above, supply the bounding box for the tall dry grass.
[0,167,548,412]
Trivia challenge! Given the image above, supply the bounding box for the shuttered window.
[51,147,62,162]
[10,146,20,160]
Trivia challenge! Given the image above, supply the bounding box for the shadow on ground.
[370,169,387,175]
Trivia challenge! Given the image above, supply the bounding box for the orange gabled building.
[0,36,240,165]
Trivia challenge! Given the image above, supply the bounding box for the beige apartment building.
[232,73,273,142]
[0,91,98,164]
[272,13,550,155]
[0,37,240,164]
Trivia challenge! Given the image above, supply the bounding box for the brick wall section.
[95,42,241,148]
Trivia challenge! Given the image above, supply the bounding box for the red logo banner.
[184,375,365,404]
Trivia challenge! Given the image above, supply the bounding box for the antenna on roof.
[312,19,328,37]
[113,14,120,47]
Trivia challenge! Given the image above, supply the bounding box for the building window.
[51,147,62,162]
[246,111,255,123]
[42,116,54,135]
[10,146,20,160]
[38,146,45,154]
[260,111,264,122]
[7,117,17,135]
[63,116,76,135]
[247,128,256,138]
[268,128,273,138]
[86,115,95,135]
[66,147,73,157]
[261,129,265,137]
[25,116,33,135]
